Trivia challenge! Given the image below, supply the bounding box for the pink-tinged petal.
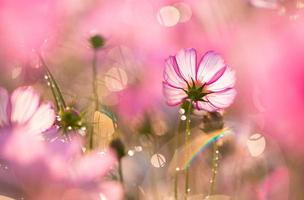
[163,83,187,106]
[163,56,187,88]
[2,128,45,164]
[0,87,9,127]
[10,86,39,125]
[206,89,236,109]
[99,181,123,200]
[175,48,197,82]
[195,101,218,112]
[25,102,56,135]
[196,51,226,84]
[70,151,116,182]
[207,68,236,92]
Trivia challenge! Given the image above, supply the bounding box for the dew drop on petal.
[150,153,166,168]
[157,6,180,27]
[247,133,266,157]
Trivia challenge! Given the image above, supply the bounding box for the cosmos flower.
[0,128,122,200]
[0,86,122,199]
[163,48,236,111]
[0,86,55,138]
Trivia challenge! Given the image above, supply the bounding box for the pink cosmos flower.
[0,86,55,138]
[0,86,122,199]
[163,48,236,111]
[0,129,122,200]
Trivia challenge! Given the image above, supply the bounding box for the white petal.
[206,89,237,109]
[175,48,197,82]
[11,86,40,125]
[196,101,218,112]
[163,83,187,106]
[25,102,56,135]
[0,87,9,126]
[163,56,187,88]
[207,68,236,92]
[197,51,226,84]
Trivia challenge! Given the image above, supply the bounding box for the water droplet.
[181,115,187,121]
[128,150,135,156]
[179,108,185,115]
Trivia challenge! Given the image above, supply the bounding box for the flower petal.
[195,101,218,112]
[99,181,123,200]
[25,102,56,135]
[0,87,9,127]
[163,83,187,106]
[70,151,117,182]
[207,68,236,92]
[163,56,187,88]
[10,86,40,125]
[206,89,237,109]
[175,48,197,82]
[196,51,226,84]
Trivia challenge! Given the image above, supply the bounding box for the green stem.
[92,50,99,111]
[118,159,124,183]
[89,50,99,150]
[208,143,220,196]
[174,115,183,200]
[184,102,192,200]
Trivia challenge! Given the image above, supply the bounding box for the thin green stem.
[184,102,192,200]
[174,114,183,200]
[89,50,99,150]
[92,50,99,111]
[208,143,220,196]
[118,159,123,183]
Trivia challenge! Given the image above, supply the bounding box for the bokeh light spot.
[157,6,180,27]
[105,67,128,92]
[247,133,266,157]
[150,153,166,168]
[174,2,192,23]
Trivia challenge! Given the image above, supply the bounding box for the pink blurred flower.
[0,86,55,138]
[0,129,122,200]
[0,0,63,65]
[230,15,304,155]
[163,48,236,111]
[0,85,122,199]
